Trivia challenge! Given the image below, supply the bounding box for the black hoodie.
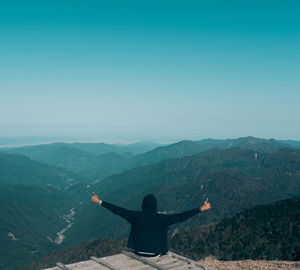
[101,194,201,254]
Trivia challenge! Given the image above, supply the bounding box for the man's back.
[101,195,201,254]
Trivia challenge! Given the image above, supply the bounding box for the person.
[91,192,211,257]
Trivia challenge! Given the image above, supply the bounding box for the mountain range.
[1,136,300,270]
[2,136,299,181]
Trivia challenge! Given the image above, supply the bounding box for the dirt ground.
[198,257,300,270]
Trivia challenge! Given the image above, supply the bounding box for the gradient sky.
[1,0,300,142]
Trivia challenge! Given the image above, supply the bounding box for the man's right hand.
[91,192,102,204]
[200,198,211,212]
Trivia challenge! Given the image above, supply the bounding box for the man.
[91,192,211,257]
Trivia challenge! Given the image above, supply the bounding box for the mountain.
[170,197,300,261]
[134,136,292,170]
[69,142,161,156]
[6,141,160,158]
[67,140,209,180]
[0,185,74,270]
[7,143,77,160]
[128,140,204,168]
[0,137,69,147]
[88,136,295,178]
[0,152,83,187]
[195,136,290,153]
[4,142,160,181]
[12,145,95,173]
[3,137,297,182]
[118,142,164,155]
[8,145,129,181]
[77,152,129,180]
[62,147,300,247]
[258,147,300,195]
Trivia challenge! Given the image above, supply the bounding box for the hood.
[142,194,157,213]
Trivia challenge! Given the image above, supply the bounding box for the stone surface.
[43,252,215,270]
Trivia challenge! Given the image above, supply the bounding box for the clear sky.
[1,0,300,142]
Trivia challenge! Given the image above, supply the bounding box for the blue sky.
[1,0,300,142]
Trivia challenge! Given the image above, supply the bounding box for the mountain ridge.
[3,136,298,181]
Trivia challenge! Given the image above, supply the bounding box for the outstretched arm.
[91,192,137,223]
[162,198,211,226]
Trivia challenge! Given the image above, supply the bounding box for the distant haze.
[0,136,152,147]
[1,1,300,141]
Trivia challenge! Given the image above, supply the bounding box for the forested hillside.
[0,153,83,187]
[170,197,300,261]
[0,185,73,270]
[27,198,300,270]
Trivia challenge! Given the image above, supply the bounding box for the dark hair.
[142,194,157,213]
